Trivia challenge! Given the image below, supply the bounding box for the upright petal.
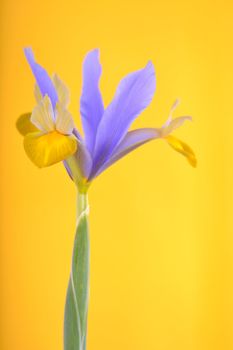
[93,61,156,172]
[55,102,75,135]
[24,48,58,108]
[31,95,55,133]
[52,74,70,107]
[80,49,104,153]
[90,128,159,179]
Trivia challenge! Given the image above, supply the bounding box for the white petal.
[31,95,55,133]
[55,102,75,135]
[52,74,70,107]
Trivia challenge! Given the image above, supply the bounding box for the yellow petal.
[24,131,77,168]
[165,135,197,167]
[16,113,38,136]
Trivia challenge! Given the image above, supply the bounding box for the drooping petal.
[93,61,156,172]
[31,95,55,133]
[55,102,75,135]
[24,131,77,168]
[24,48,58,108]
[80,49,104,153]
[16,113,38,136]
[90,128,159,179]
[52,74,70,107]
[165,135,197,167]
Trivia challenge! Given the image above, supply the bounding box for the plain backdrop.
[0,0,233,349]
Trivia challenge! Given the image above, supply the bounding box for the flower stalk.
[64,191,90,350]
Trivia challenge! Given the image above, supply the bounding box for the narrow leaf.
[64,194,90,350]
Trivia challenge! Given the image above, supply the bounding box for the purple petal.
[24,48,58,109]
[90,128,159,180]
[80,49,104,154]
[64,132,93,181]
[92,61,156,173]
[74,141,93,180]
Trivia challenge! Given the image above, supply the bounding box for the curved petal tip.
[165,135,197,167]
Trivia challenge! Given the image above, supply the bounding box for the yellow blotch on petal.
[16,113,38,136]
[24,131,77,168]
[165,135,197,168]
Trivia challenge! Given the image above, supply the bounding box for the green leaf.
[64,193,90,350]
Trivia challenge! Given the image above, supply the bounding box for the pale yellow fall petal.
[31,95,55,132]
[24,130,77,168]
[52,74,70,107]
[165,135,197,167]
[55,102,75,135]
[16,113,38,136]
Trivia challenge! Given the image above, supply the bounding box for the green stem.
[64,191,90,350]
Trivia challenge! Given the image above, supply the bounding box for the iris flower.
[17,48,196,350]
[17,48,196,191]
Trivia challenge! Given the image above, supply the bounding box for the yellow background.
[1,0,233,349]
